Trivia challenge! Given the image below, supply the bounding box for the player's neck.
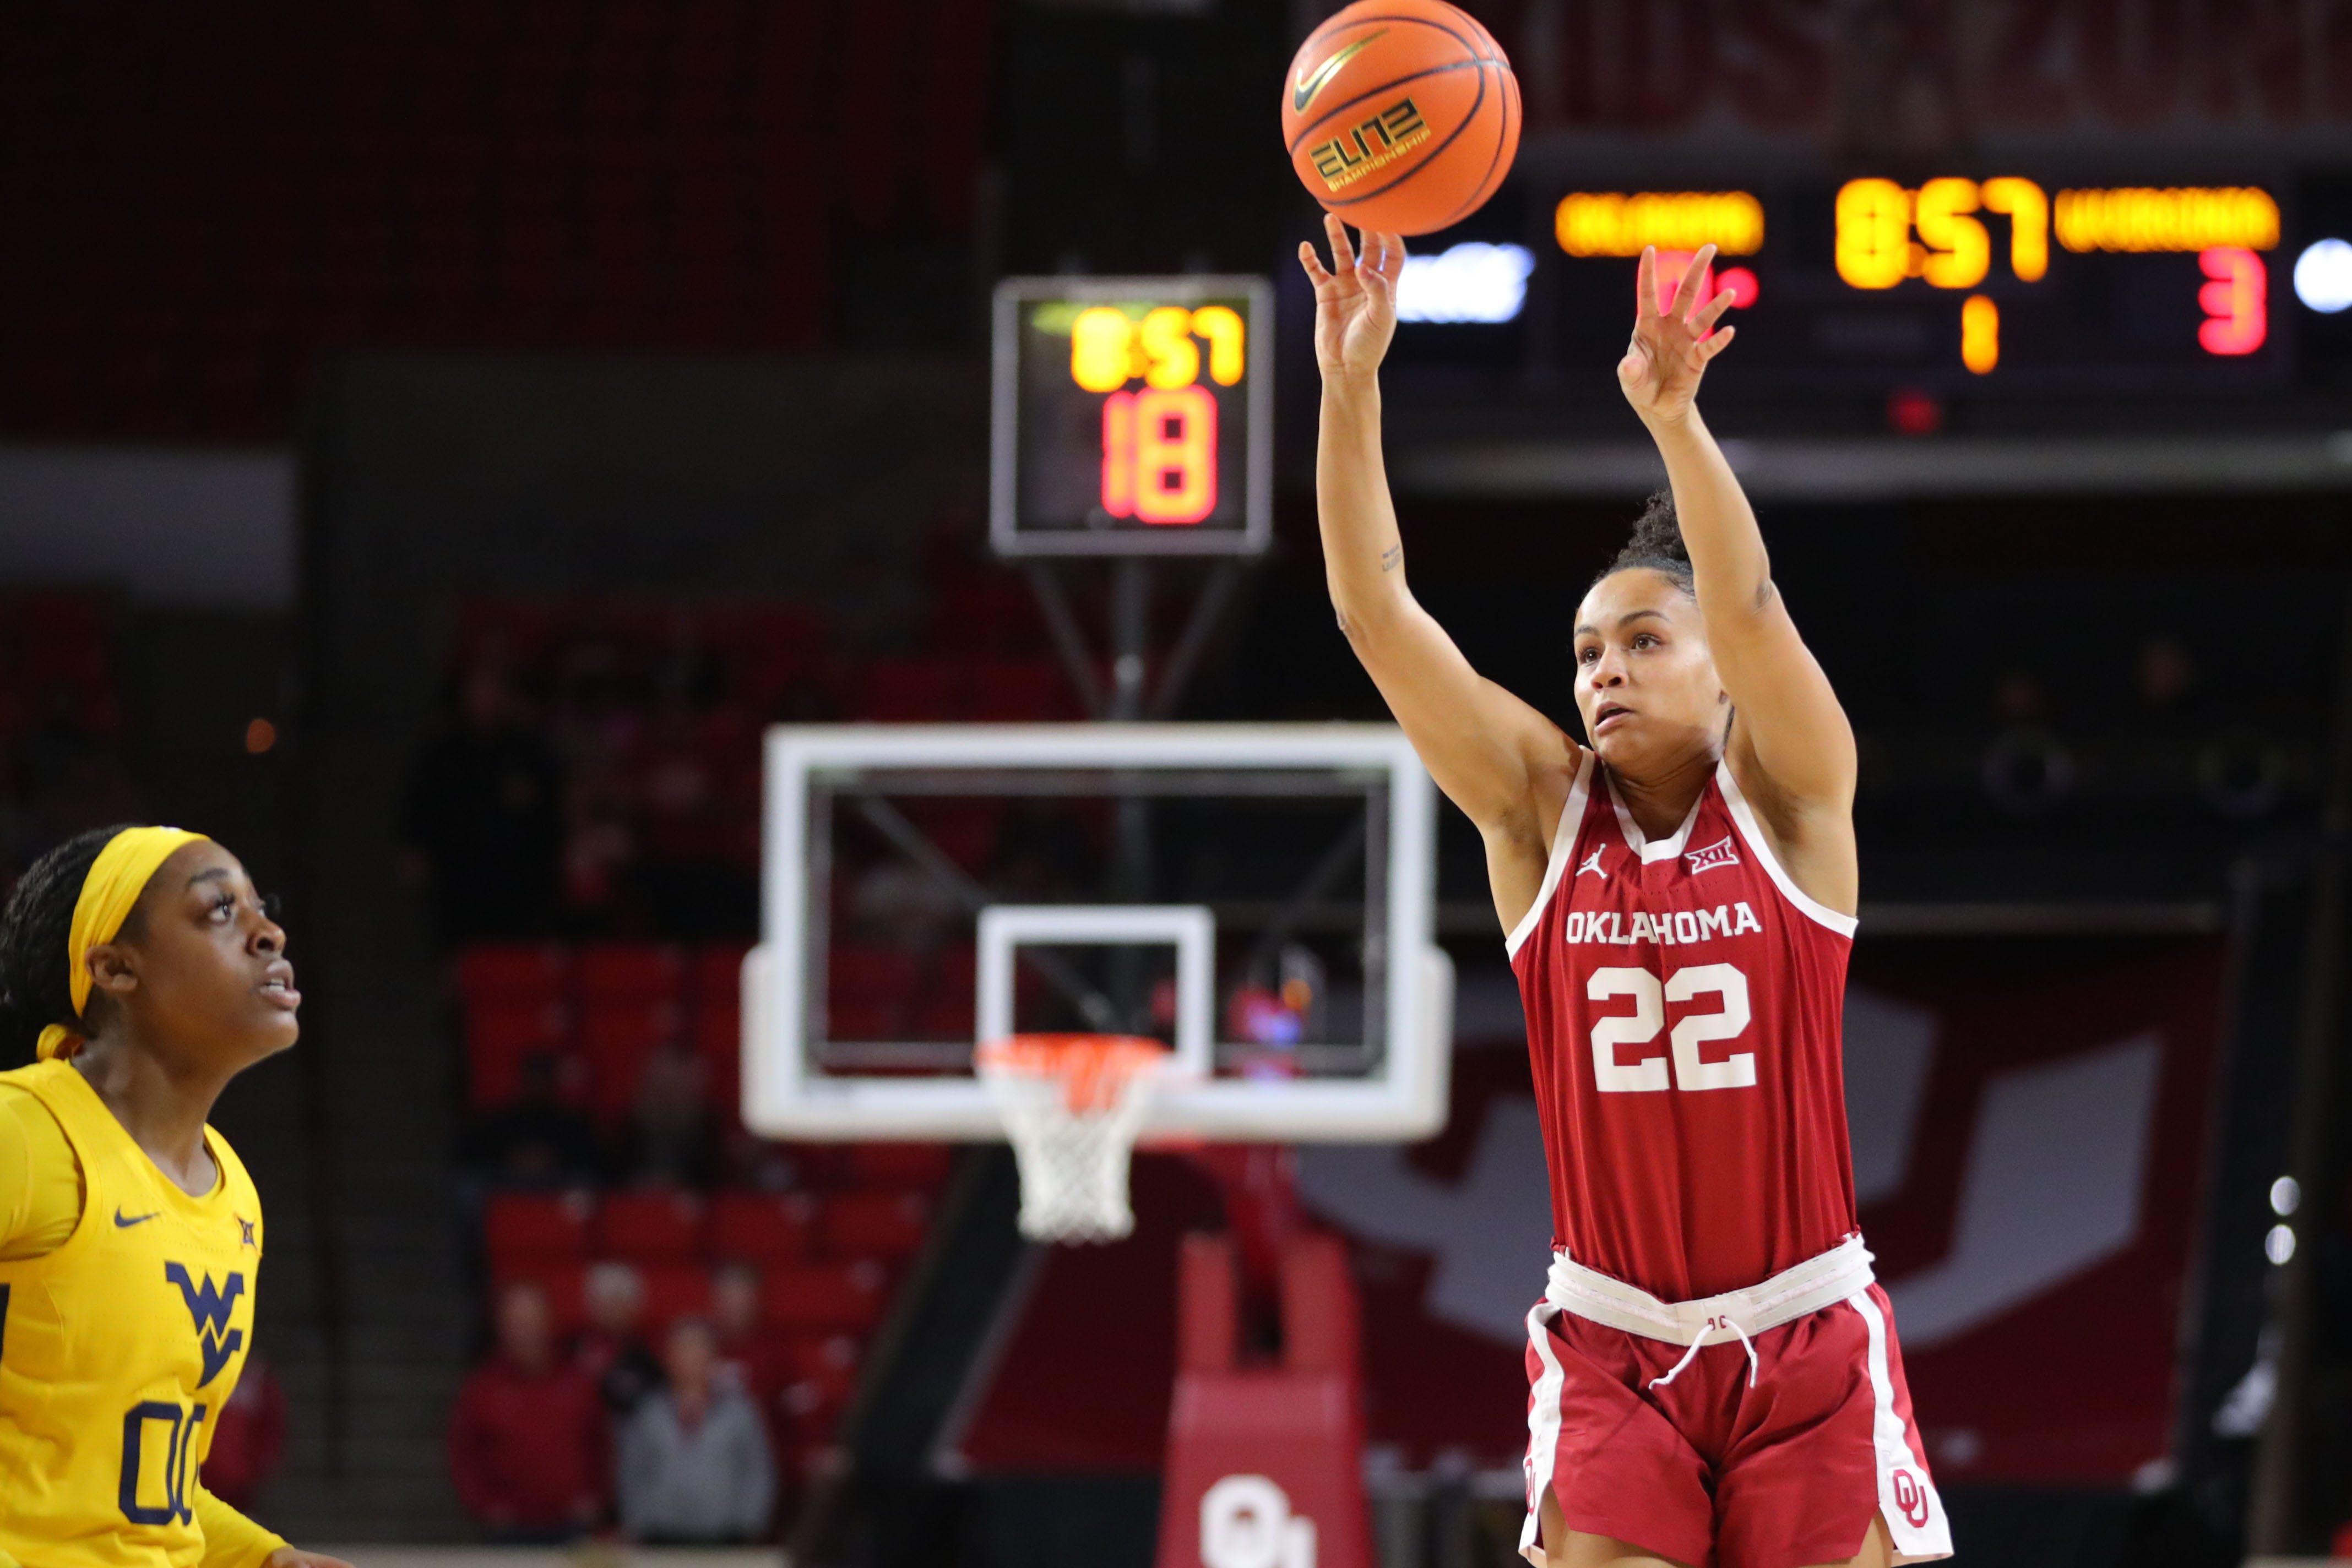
[1605,746,1716,841]
[69,1037,227,1196]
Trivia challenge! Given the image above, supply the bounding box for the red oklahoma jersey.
[1507,754,1860,1301]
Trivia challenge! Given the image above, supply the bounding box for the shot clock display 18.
[991,276,1273,558]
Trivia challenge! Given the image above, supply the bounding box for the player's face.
[98,841,299,1070]
[1571,569,1726,772]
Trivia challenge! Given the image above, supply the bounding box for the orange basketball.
[1281,0,1520,237]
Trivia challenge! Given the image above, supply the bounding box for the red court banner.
[944,935,2226,1488]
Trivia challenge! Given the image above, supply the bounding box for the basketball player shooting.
[1300,218,1952,1568]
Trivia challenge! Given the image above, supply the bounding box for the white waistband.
[1542,1235,1876,1347]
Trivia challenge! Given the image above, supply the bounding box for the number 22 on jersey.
[1586,963,1753,1093]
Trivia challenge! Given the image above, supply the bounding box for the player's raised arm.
[1616,246,1857,878]
[1301,216,1578,895]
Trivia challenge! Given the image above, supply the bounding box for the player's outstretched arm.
[1617,245,1858,887]
[1301,217,1577,880]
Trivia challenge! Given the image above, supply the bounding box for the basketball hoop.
[977,1033,1171,1243]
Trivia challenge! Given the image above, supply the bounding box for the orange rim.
[977,1032,1170,1113]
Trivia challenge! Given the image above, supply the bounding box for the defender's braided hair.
[1594,490,1694,594]
[0,826,134,1065]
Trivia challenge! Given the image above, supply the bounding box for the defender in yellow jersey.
[0,826,349,1568]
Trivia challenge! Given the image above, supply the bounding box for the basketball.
[1281,0,1520,237]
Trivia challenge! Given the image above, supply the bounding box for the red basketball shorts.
[1521,1277,1952,1568]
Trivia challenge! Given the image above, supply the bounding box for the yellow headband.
[37,826,210,1062]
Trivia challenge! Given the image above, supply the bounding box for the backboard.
[742,724,1451,1141]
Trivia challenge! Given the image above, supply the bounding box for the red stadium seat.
[778,1331,860,1407]
[969,658,1074,722]
[692,1004,742,1113]
[637,1261,713,1330]
[458,944,570,1007]
[855,657,966,722]
[911,948,976,1041]
[817,1191,931,1260]
[483,1190,595,1267]
[924,578,1046,657]
[760,1260,889,1333]
[692,944,752,1011]
[709,1191,816,1262]
[578,1000,684,1118]
[575,942,685,1008]
[595,1190,708,1261]
[844,1142,955,1190]
[830,944,920,1004]
[901,801,1004,868]
[464,1000,575,1108]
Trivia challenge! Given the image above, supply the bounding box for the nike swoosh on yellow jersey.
[113,1207,160,1227]
[1292,30,1386,114]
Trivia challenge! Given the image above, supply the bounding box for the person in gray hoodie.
[616,1315,776,1543]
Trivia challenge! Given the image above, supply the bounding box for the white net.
[977,1035,1169,1243]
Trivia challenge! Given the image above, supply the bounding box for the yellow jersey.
[0,1061,285,1568]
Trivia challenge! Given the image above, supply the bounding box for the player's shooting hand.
[1617,244,1737,426]
[1299,214,1404,384]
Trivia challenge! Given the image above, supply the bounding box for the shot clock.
[990,276,1272,558]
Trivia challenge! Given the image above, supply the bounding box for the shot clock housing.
[990,275,1273,558]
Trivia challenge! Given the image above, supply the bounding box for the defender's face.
[95,841,298,1069]
[1572,569,1727,774]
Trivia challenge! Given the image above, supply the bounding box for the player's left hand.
[266,1548,355,1568]
[1617,244,1737,426]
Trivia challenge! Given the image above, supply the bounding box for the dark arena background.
[10,3,2352,1567]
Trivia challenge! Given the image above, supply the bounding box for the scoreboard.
[990,276,1272,558]
[1442,176,2306,394]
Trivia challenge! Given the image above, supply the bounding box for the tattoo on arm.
[1379,544,1403,573]
[1753,579,1776,611]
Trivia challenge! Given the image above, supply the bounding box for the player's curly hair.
[0,826,134,1065]
[1595,490,1694,594]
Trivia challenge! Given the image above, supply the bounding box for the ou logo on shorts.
[1891,1468,1931,1528]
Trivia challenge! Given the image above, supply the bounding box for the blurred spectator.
[200,1351,285,1511]
[1981,671,2073,817]
[561,765,639,929]
[572,1261,665,1416]
[463,1051,600,1185]
[616,1317,776,1544]
[448,1281,607,1543]
[710,1261,779,1411]
[400,665,564,943]
[848,859,962,949]
[829,537,920,660]
[610,1044,721,1188]
[2137,637,2197,715]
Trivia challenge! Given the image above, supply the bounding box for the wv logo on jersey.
[164,1264,245,1386]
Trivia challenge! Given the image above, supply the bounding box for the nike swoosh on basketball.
[1293,30,1385,113]
[113,1207,160,1228]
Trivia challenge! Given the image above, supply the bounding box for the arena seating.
[0,592,135,895]
[0,0,1002,441]
[464,933,955,1479]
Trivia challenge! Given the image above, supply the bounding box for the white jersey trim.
[1847,1288,1955,1562]
[1504,752,1593,961]
[1714,761,1860,938]
[1606,771,1705,864]
[1519,1300,1568,1558]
